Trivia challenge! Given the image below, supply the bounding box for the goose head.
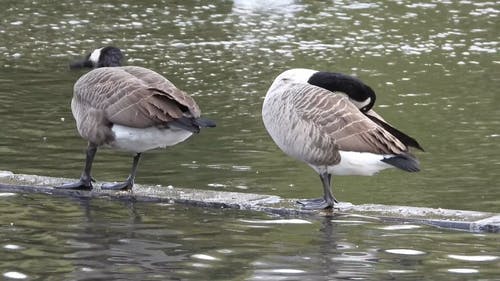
[307,71,376,112]
[270,68,376,112]
[70,46,124,69]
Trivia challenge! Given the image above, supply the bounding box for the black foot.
[297,198,335,210]
[55,179,92,190]
[101,181,133,190]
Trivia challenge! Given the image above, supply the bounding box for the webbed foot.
[101,179,133,190]
[55,179,93,190]
[297,195,339,210]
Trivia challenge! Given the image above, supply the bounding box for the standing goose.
[57,46,215,190]
[262,68,423,210]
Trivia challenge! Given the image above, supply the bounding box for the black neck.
[307,71,376,111]
[98,46,124,67]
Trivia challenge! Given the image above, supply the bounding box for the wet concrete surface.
[0,170,498,233]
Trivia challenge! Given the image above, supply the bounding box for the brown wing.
[287,83,408,155]
[365,109,386,122]
[73,66,200,128]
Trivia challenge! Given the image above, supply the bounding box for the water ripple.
[3,272,28,280]
[448,254,498,262]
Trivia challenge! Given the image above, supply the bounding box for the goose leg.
[327,173,339,204]
[55,142,97,190]
[297,172,337,210]
[101,153,141,190]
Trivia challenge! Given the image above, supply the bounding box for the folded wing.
[74,66,201,129]
[286,83,410,156]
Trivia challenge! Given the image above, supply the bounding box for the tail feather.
[169,117,216,133]
[169,118,200,133]
[382,154,420,172]
[195,117,216,128]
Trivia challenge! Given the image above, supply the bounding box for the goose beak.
[69,58,94,69]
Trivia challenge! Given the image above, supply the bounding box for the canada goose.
[262,68,423,210]
[56,46,215,190]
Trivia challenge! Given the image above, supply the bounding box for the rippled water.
[0,0,499,279]
[1,0,499,211]
[1,192,499,280]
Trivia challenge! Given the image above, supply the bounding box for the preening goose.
[262,68,423,210]
[57,46,215,190]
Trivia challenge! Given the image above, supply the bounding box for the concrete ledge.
[0,170,498,233]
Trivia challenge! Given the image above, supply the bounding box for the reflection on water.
[1,193,499,280]
[0,1,499,279]
[233,0,303,15]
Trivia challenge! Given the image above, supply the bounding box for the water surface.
[1,193,499,280]
[0,0,499,211]
[0,1,499,279]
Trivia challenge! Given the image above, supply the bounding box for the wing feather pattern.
[281,83,408,157]
[74,66,200,128]
[72,66,202,144]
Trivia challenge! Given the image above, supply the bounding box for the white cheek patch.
[89,48,103,65]
[351,97,371,110]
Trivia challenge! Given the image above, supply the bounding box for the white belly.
[109,125,193,153]
[327,151,394,176]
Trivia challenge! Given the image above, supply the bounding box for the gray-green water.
[1,193,499,280]
[0,0,499,280]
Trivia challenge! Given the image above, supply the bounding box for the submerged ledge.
[0,170,498,233]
